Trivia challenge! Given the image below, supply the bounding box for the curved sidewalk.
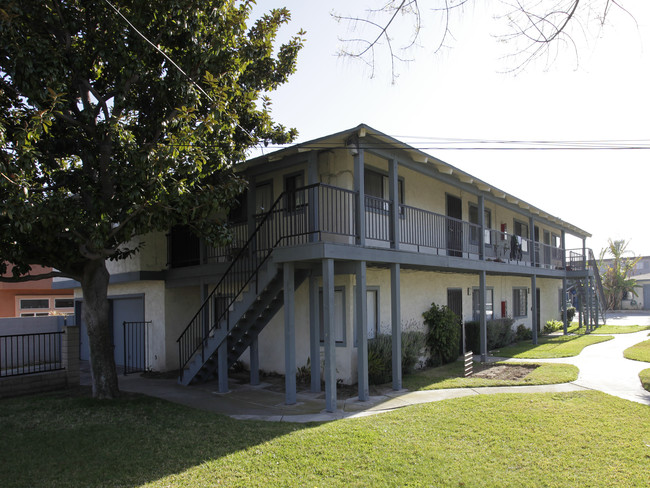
[110,314,650,422]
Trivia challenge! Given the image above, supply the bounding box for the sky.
[250,1,650,257]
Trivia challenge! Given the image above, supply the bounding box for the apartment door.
[446,195,463,257]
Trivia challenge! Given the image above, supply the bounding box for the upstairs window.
[364,168,404,211]
[284,172,304,211]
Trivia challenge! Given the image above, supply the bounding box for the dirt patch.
[471,364,538,381]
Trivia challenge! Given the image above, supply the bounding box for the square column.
[479,271,488,362]
[355,261,369,401]
[354,149,366,246]
[531,275,538,345]
[249,335,259,386]
[391,263,402,390]
[309,273,321,392]
[284,262,296,405]
[322,258,337,412]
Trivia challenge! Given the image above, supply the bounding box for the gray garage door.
[78,296,145,366]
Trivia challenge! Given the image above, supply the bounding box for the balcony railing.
[170,183,567,270]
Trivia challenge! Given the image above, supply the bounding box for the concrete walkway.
[98,312,650,423]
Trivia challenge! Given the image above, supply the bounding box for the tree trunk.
[81,259,120,398]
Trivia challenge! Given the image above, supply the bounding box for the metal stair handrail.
[588,248,608,321]
[176,184,321,379]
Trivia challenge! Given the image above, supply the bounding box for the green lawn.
[1,389,649,487]
[623,338,650,363]
[568,323,650,335]
[640,369,650,392]
[403,360,578,391]
[494,334,613,359]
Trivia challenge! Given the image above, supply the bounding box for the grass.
[402,361,578,391]
[494,333,613,359]
[623,338,650,363]
[1,389,649,487]
[568,323,650,335]
[640,369,650,392]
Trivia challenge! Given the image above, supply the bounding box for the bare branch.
[0,270,70,282]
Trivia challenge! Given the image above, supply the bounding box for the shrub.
[367,330,427,385]
[423,302,460,366]
[515,324,532,341]
[463,318,516,352]
[544,320,564,334]
[487,317,515,349]
[566,306,576,323]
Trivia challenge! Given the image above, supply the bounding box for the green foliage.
[515,323,533,341]
[0,1,304,396]
[464,318,516,352]
[423,302,460,366]
[487,317,515,349]
[640,369,650,392]
[0,1,304,279]
[599,239,641,310]
[563,306,576,322]
[544,320,564,334]
[367,331,427,385]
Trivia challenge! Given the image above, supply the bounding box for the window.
[364,168,404,211]
[19,299,49,310]
[54,298,74,309]
[284,172,304,211]
[468,203,492,245]
[513,220,529,239]
[472,288,494,321]
[255,182,273,214]
[513,288,528,317]
[228,190,248,222]
[354,288,380,343]
[552,233,561,248]
[319,287,345,345]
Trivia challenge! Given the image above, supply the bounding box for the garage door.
[78,296,145,366]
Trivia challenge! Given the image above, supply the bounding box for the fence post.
[63,326,80,387]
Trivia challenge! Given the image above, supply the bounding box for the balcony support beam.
[389,158,400,250]
[562,230,568,335]
[284,262,296,405]
[391,263,402,390]
[309,273,321,392]
[354,149,366,246]
[479,195,485,261]
[531,274,538,345]
[479,270,488,362]
[322,258,337,412]
[355,261,369,401]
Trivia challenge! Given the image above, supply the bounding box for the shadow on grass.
[0,387,316,488]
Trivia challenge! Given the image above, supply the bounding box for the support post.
[283,262,296,405]
[217,339,229,393]
[307,152,319,243]
[562,230,568,335]
[322,258,337,412]
[389,158,400,249]
[355,261,369,401]
[354,149,366,246]
[249,335,259,386]
[531,275,538,345]
[391,263,402,390]
[309,272,321,392]
[479,271,488,362]
[478,195,485,261]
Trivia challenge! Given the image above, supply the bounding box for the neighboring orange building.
[0,264,74,318]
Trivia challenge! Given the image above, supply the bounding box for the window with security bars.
[513,288,528,317]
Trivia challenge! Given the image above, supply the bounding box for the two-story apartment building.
[60,125,604,412]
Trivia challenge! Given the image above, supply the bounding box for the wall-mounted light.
[467,287,471,296]
[346,136,359,156]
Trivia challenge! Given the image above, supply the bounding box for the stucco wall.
[247,268,565,385]
[106,231,167,275]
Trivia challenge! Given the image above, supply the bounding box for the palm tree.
[599,239,641,310]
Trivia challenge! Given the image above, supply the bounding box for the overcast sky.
[252,1,650,257]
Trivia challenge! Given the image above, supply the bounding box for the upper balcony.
[168,183,568,273]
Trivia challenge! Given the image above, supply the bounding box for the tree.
[0,1,304,398]
[333,1,635,80]
[599,239,641,310]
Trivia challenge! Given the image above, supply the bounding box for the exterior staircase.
[176,188,307,386]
